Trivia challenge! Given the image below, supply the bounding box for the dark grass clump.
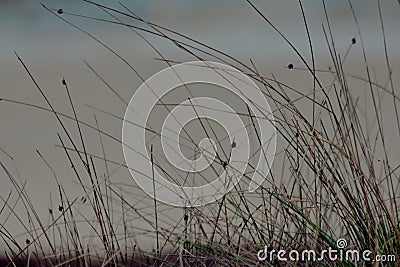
[1,1,399,266]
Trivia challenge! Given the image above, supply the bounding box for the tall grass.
[0,0,399,266]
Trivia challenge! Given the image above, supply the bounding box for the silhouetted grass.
[1,1,399,266]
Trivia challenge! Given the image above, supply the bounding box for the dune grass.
[1,0,399,266]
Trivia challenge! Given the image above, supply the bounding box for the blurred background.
[2,0,399,62]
